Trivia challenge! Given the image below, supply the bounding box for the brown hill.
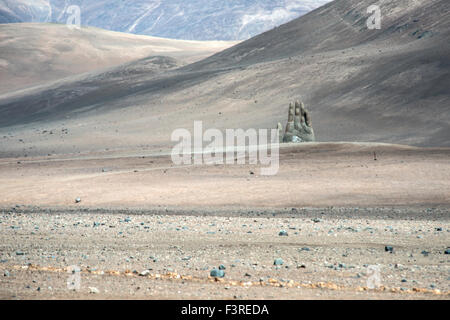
[0,23,236,94]
[0,0,449,158]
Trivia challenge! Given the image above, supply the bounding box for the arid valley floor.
[0,143,449,299]
[0,0,449,300]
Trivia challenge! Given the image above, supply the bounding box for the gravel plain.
[1,206,448,299]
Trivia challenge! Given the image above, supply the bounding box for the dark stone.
[210,268,225,278]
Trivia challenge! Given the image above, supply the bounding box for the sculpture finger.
[294,100,302,130]
[285,102,295,134]
[277,122,283,143]
[298,101,306,124]
[303,106,312,127]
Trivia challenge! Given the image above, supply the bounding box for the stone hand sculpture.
[277,100,315,143]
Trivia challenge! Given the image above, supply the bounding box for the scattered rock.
[16,251,25,256]
[89,287,100,294]
[278,230,288,236]
[75,198,81,203]
[210,268,225,278]
[3,270,10,277]
[274,258,284,266]
[345,227,359,232]
[139,270,151,276]
[219,264,226,270]
[385,246,394,253]
[444,248,450,255]
[312,218,322,223]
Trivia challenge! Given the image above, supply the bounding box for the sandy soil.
[0,143,449,299]
[0,143,449,208]
[0,0,448,301]
[0,23,237,94]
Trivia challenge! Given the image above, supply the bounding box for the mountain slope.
[0,0,331,40]
[187,0,450,69]
[0,0,449,158]
[0,23,236,94]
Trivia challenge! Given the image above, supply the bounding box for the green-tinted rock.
[274,258,284,266]
[210,268,225,278]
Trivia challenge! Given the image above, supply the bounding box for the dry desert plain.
[0,0,449,300]
[0,143,449,299]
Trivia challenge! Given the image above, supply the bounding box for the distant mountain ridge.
[1,0,448,155]
[0,0,331,40]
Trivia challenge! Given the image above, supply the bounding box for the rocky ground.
[0,143,449,299]
[1,0,448,302]
[0,207,448,299]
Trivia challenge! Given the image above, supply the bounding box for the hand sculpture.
[277,100,315,143]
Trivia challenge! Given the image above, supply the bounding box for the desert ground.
[0,143,449,299]
[0,23,237,95]
[0,0,449,300]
